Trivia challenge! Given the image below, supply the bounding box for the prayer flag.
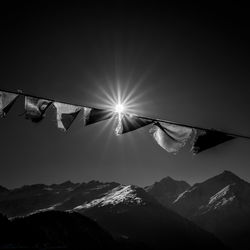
[84,107,113,126]
[25,96,52,122]
[150,122,193,154]
[191,129,235,154]
[0,91,19,117]
[54,102,82,131]
[116,113,153,135]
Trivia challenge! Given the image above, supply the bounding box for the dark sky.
[1,1,250,188]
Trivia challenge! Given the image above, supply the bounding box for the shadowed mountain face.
[0,181,226,250]
[145,176,190,208]
[78,185,225,250]
[0,172,248,249]
[169,171,250,249]
[0,181,80,217]
[0,210,116,249]
[0,180,119,217]
[0,185,8,195]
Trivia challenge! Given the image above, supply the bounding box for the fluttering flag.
[116,113,153,135]
[191,129,235,154]
[0,91,19,117]
[53,102,82,131]
[83,107,113,126]
[0,89,245,155]
[25,96,52,122]
[150,122,193,154]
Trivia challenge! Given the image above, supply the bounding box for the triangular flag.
[191,129,235,154]
[53,102,82,131]
[83,107,113,126]
[150,122,193,154]
[116,113,153,135]
[25,96,52,122]
[0,91,19,117]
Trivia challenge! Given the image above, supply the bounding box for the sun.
[115,103,125,114]
[81,75,151,141]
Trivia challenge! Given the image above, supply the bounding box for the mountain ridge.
[168,170,250,249]
[0,178,227,250]
[0,171,248,249]
[145,176,190,208]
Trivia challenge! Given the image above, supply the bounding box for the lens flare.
[77,66,153,149]
[115,103,125,114]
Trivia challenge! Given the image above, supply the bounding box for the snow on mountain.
[171,170,247,217]
[145,176,190,208]
[206,185,235,208]
[170,171,250,249]
[81,184,227,250]
[208,184,231,204]
[170,181,237,215]
[173,186,198,203]
[191,184,237,216]
[0,181,116,217]
[73,185,144,210]
[0,178,229,249]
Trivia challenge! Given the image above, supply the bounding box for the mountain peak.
[88,180,101,184]
[146,176,190,190]
[160,176,190,185]
[222,170,236,176]
[172,170,250,219]
[49,181,79,190]
[60,180,74,185]
[215,170,243,183]
[73,185,146,211]
[55,180,74,186]
[145,176,190,208]
[190,170,244,189]
[162,176,174,181]
[159,176,176,183]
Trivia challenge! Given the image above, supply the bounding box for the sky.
[1,2,250,188]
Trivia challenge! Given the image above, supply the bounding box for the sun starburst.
[114,103,125,114]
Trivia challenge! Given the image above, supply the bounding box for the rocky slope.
[170,171,250,249]
[0,181,226,250]
[145,176,190,208]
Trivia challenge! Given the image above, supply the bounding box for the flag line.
[1,88,250,140]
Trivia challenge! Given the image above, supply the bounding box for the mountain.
[0,185,8,195]
[171,171,250,249]
[145,176,190,208]
[0,182,80,217]
[2,172,250,249]
[56,181,120,211]
[0,210,116,249]
[74,184,226,250]
[0,181,226,250]
[0,180,121,217]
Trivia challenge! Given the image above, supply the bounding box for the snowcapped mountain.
[0,181,80,217]
[197,183,236,214]
[172,170,249,217]
[0,180,226,250]
[145,176,190,208]
[57,181,121,210]
[79,184,225,250]
[1,171,249,249]
[0,180,121,217]
[171,171,250,249]
[73,185,146,211]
